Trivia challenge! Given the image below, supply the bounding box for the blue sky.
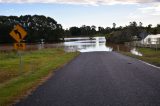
[0,0,160,29]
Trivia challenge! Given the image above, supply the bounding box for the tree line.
[0,15,160,44]
[0,15,64,43]
[68,22,160,43]
[105,22,160,44]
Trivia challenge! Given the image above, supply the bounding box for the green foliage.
[105,21,156,44]
[66,21,160,43]
[69,27,81,36]
[105,29,132,44]
[69,25,97,37]
[1,15,160,44]
[0,15,64,43]
[121,48,160,67]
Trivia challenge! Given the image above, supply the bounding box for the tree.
[69,27,81,36]
[112,23,116,29]
[129,21,137,27]
[147,24,152,34]
[156,24,160,33]
[98,26,105,34]
[0,15,64,43]
[139,22,143,27]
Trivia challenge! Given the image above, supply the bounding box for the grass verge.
[120,48,160,67]
[0,48,79,105]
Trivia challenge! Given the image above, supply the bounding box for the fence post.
[117,45,120,52]
[156,41,158,51]
[18,50,23,74]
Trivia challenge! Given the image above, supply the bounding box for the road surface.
[16,52,160,106]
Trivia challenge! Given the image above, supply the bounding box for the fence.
[125,40,160,50]
[0,43,64,52]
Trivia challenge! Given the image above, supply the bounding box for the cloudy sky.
[0,0,160,29]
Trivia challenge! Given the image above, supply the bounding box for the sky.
[0,0,160,29]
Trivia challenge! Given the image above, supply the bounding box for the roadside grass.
[120,48,160,67]
[0,48,79,105]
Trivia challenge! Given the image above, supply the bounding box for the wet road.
[16,52,160,106]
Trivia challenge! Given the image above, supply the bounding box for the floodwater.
[106,43,143,56]
[63,37,142,56]
[0,36,142,56]
[130,48,143,56]
[63,37,112,52]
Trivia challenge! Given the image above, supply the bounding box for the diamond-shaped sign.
[10,24,27,42]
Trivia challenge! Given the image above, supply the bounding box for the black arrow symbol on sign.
[14,29,22,41]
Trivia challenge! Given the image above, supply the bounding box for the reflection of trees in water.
[106,43,131,52]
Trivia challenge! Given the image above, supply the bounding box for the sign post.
[10,24,27,74]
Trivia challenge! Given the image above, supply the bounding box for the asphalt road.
[16,52,160,106]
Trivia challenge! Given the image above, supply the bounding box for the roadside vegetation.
[0,48,79,105]
[0,15,64,43]
[120,48,160,67]
[105,22,160,44]
[1,15,160,44]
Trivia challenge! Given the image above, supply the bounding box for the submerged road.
[16,52,160,106]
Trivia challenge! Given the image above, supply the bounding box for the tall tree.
[112,23,116,29]
[147,24,152,34]
[139,22,143,27]
[0,15,63,43]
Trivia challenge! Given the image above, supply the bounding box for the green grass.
[0,48,79,105]
[120,48,160,67]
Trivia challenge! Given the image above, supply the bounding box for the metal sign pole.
[9,24,27,74]
[156,41,158,52]
[18,41,24,75]
[117,45,120,52]
[18,44,23,74]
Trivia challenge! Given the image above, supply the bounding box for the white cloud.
[127,2,160,27]
[138,3,160,16]
[0,0,159,5]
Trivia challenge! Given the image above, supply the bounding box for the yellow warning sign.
[14,43,26,50]
[10,24,27,42]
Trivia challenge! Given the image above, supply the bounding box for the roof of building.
[145,34,160,39]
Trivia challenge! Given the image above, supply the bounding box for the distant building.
[141,34,160,44]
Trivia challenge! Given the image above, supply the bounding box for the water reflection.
[106,43,143,56]
[130,48,143,56]
[63,37,112,52]
[63,37,142,56]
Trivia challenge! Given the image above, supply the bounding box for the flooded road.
[63,37,142,56]
[63,37,112,52]
[0,37,142,56]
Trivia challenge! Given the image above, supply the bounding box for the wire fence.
[125,40,160,50]
[0,43,64,52]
